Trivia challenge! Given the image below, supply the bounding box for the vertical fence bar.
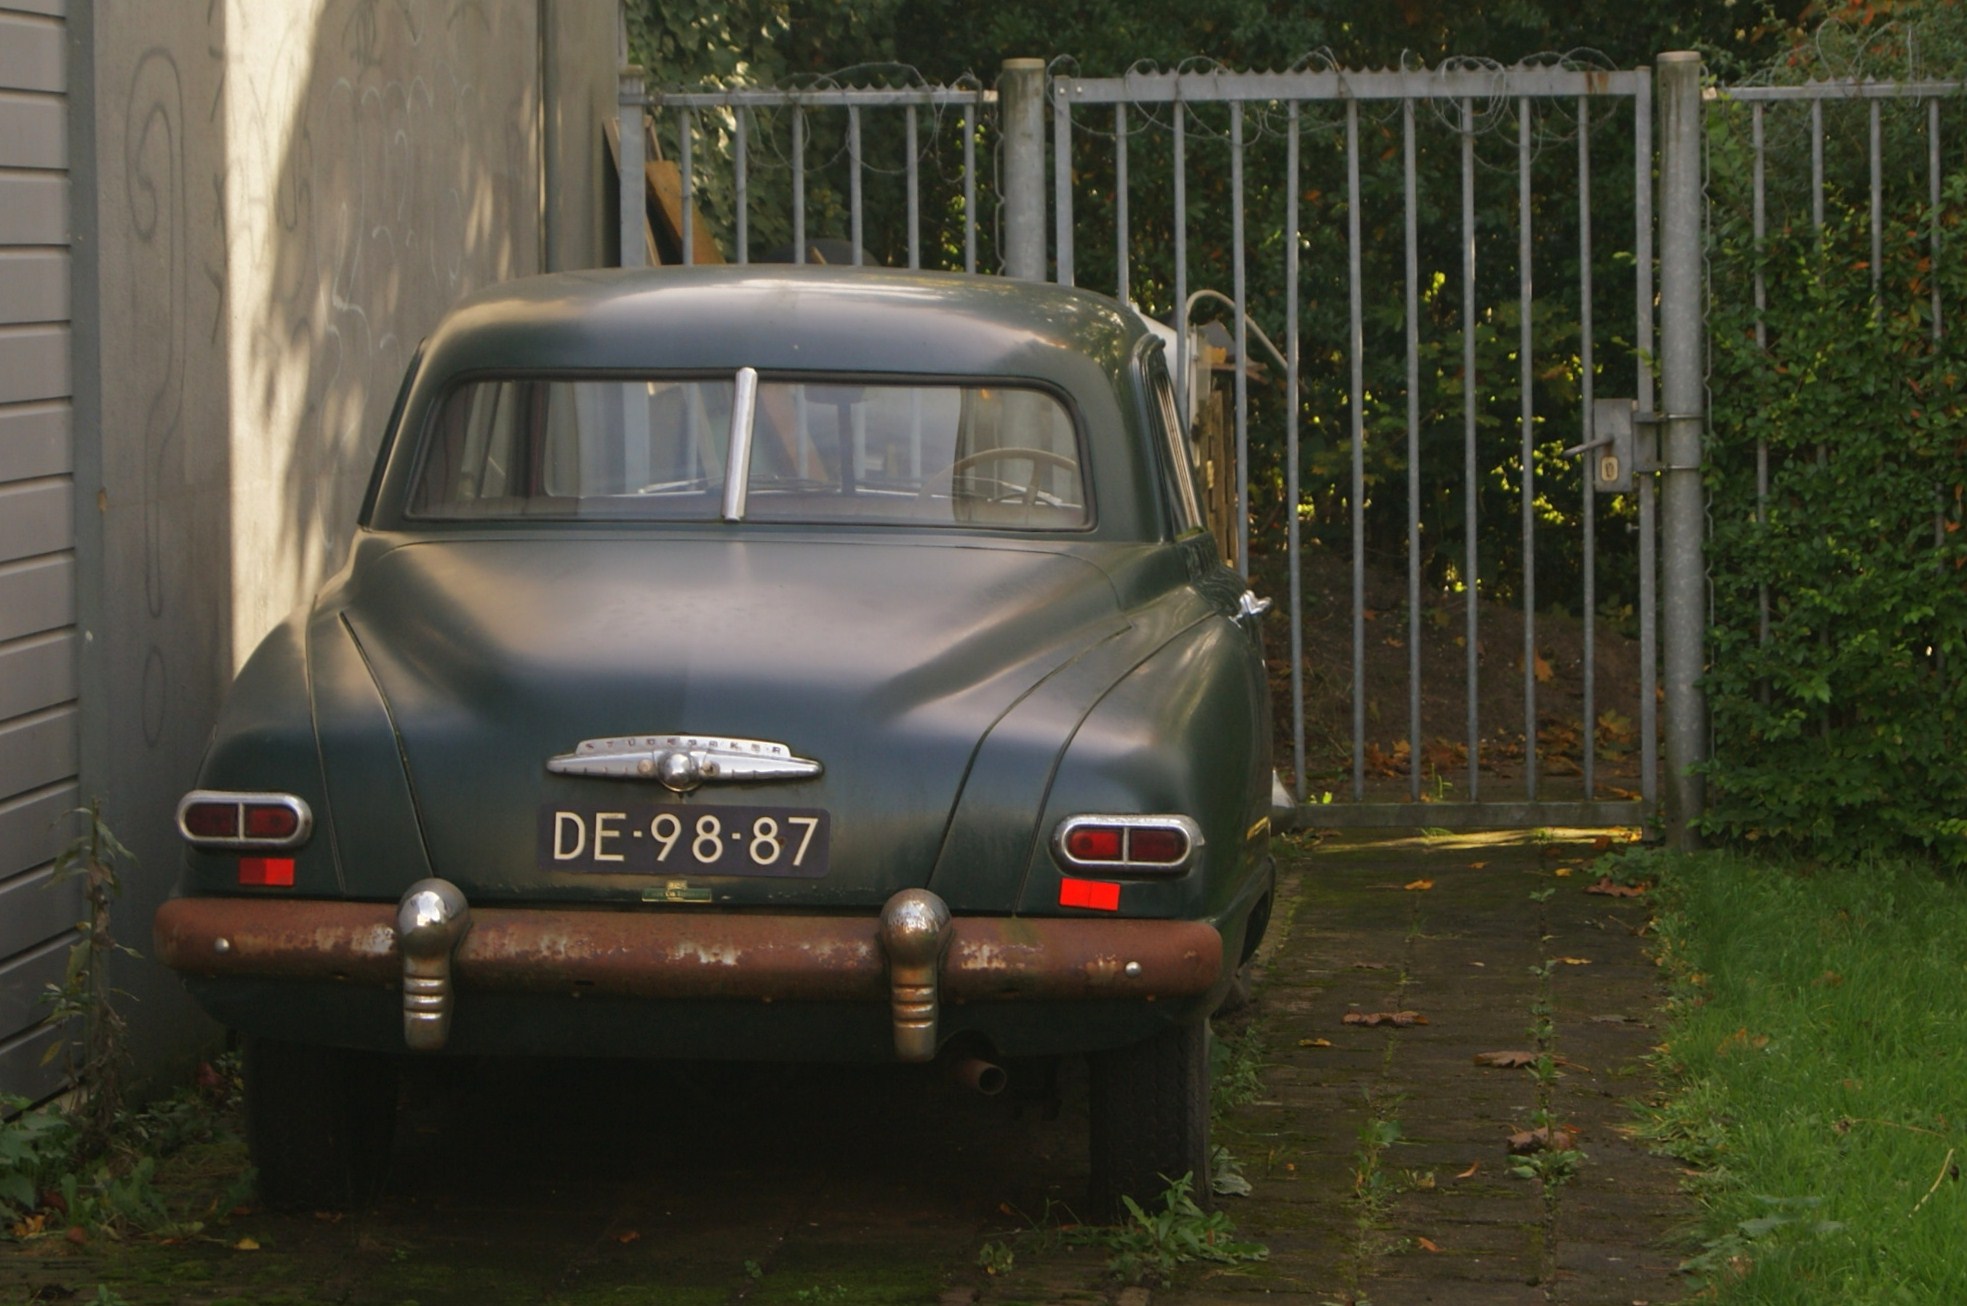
[906,106,921,270]
[1932,99,1944,339]
[1000,59,1046,280]
[1288,101,1306,803]
[1233,104,1251,579]
[1347,98,1365,799]
[1659,52,1707,848]
[793,106,807,262]
[1518,97,1537,800]
[1174,104,1189,422]
[734,108,750,264]
[1053,84,1075,286]
[1405,98,1423,802]
[1870,100,1883,297]
[1811,98,1825,231]
[1578,96,1597,797]
[1637,74,1658,810]
[1115,104,1130,303]
[1753,104,1770,674]
[617,66,646,269]
[679,111,695,265]
[1462,97,1481,799]
[848,106,864,265]
[964,97,979,275]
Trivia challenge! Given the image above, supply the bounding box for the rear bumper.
[154,884,1224,1060]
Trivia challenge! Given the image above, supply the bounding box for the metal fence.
[616,56,1730,838]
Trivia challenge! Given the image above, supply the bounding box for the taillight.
[1052,814,1202,875]
[176,791,313,851]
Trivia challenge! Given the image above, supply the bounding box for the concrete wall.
[62,0,613,1090]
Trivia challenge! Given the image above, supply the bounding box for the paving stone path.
[3,831,1691,1305]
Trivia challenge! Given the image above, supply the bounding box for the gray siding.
[0,0,75,1102]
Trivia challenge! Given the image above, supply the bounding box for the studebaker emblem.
[546,735,822,793]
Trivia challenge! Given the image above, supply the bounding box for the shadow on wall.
[247,0,540,648]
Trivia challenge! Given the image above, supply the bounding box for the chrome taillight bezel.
[175,790,315,851]
[1051,813,1203,875]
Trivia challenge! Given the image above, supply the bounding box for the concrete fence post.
[1000,58,1046,280]
[1658,51,1707,848]
[618,65,646,269]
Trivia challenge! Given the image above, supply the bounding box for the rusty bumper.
[154,889,1223,1059]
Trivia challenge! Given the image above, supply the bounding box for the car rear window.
[406,375,1088,530]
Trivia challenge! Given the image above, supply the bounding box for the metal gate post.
[1657,52,1707,847]
[1001,58,1047,279]
[618,64,646,269]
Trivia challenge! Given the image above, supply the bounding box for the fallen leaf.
[311,1210,343,1224]
[233,1237,260,1251]
[1342,1010,1429,1028]
[1815,970,1845,987]
[1533,653,1554,684]
[1468,860,1488,870]
[1404,879,1434,891]
[1299,1037,1334,1048]
[1473,1050,1540,1068]
[1507,1125,1580,1155]
[1585,876,1647,898]
[614,1230,641,1245]
[1553,866,1573,877]
[1591,835,1614,852]
[65,1226,87,1246]
[1455,1161,1480,1179]
[1417,1236,1443,1253]
[1350,961,1391,971]
[1555,957,1593,966]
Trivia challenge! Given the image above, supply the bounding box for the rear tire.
[244,1035,400,1210]
[1087,1019,1211,1220]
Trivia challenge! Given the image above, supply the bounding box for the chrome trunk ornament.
[547,734,822,793]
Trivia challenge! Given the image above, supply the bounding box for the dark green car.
[155,266,1276,1215]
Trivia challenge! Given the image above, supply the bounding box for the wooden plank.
[0,479,69,564]
[0,13,63,94]
[0,1020,66,1103]
[0,555,71,642]
[0,863,80,961]
[0,782,75,881]
[0,401,68,479]
[0,250,67,324]
[0,938,65,1046]
[0,92,62,170]
[646,161,724,266]
[0,631,73,720]
[0,173,66,245]
[0,706,75,802]
[0,325,68,405]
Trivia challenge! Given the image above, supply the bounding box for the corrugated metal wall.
[0,0,80,1101]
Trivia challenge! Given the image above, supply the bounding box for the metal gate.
[618,57,1719,836]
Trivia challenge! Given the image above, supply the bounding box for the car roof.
[420,266,1146,384]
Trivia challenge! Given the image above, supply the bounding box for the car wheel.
[244,1035,400,1209]
[1087,1019,1211,1220]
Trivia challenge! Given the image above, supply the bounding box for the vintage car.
[154,266,1276,1214]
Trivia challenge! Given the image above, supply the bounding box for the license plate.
[539,802,830,877]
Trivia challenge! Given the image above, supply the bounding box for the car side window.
[1144,356,1204,536]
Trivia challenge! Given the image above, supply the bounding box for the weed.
[45,802,140,1155]
[1211,1019,1268,1113]
[1071,1172,1266,1284]
[975,1239,1015,1275]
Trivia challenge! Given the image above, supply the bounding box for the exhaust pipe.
[948,1055,1008,1097]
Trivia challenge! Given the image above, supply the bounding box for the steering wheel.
[931,446,1079,506]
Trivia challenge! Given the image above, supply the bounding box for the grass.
[1639,847,1967,1302]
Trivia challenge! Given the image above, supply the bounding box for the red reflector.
[182,802,239,840]
[1064,825,1123,862]
[1128,826,1189,864]
[242,804,300,841]
[1059,878,1121,911]
[238,857,295,887]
